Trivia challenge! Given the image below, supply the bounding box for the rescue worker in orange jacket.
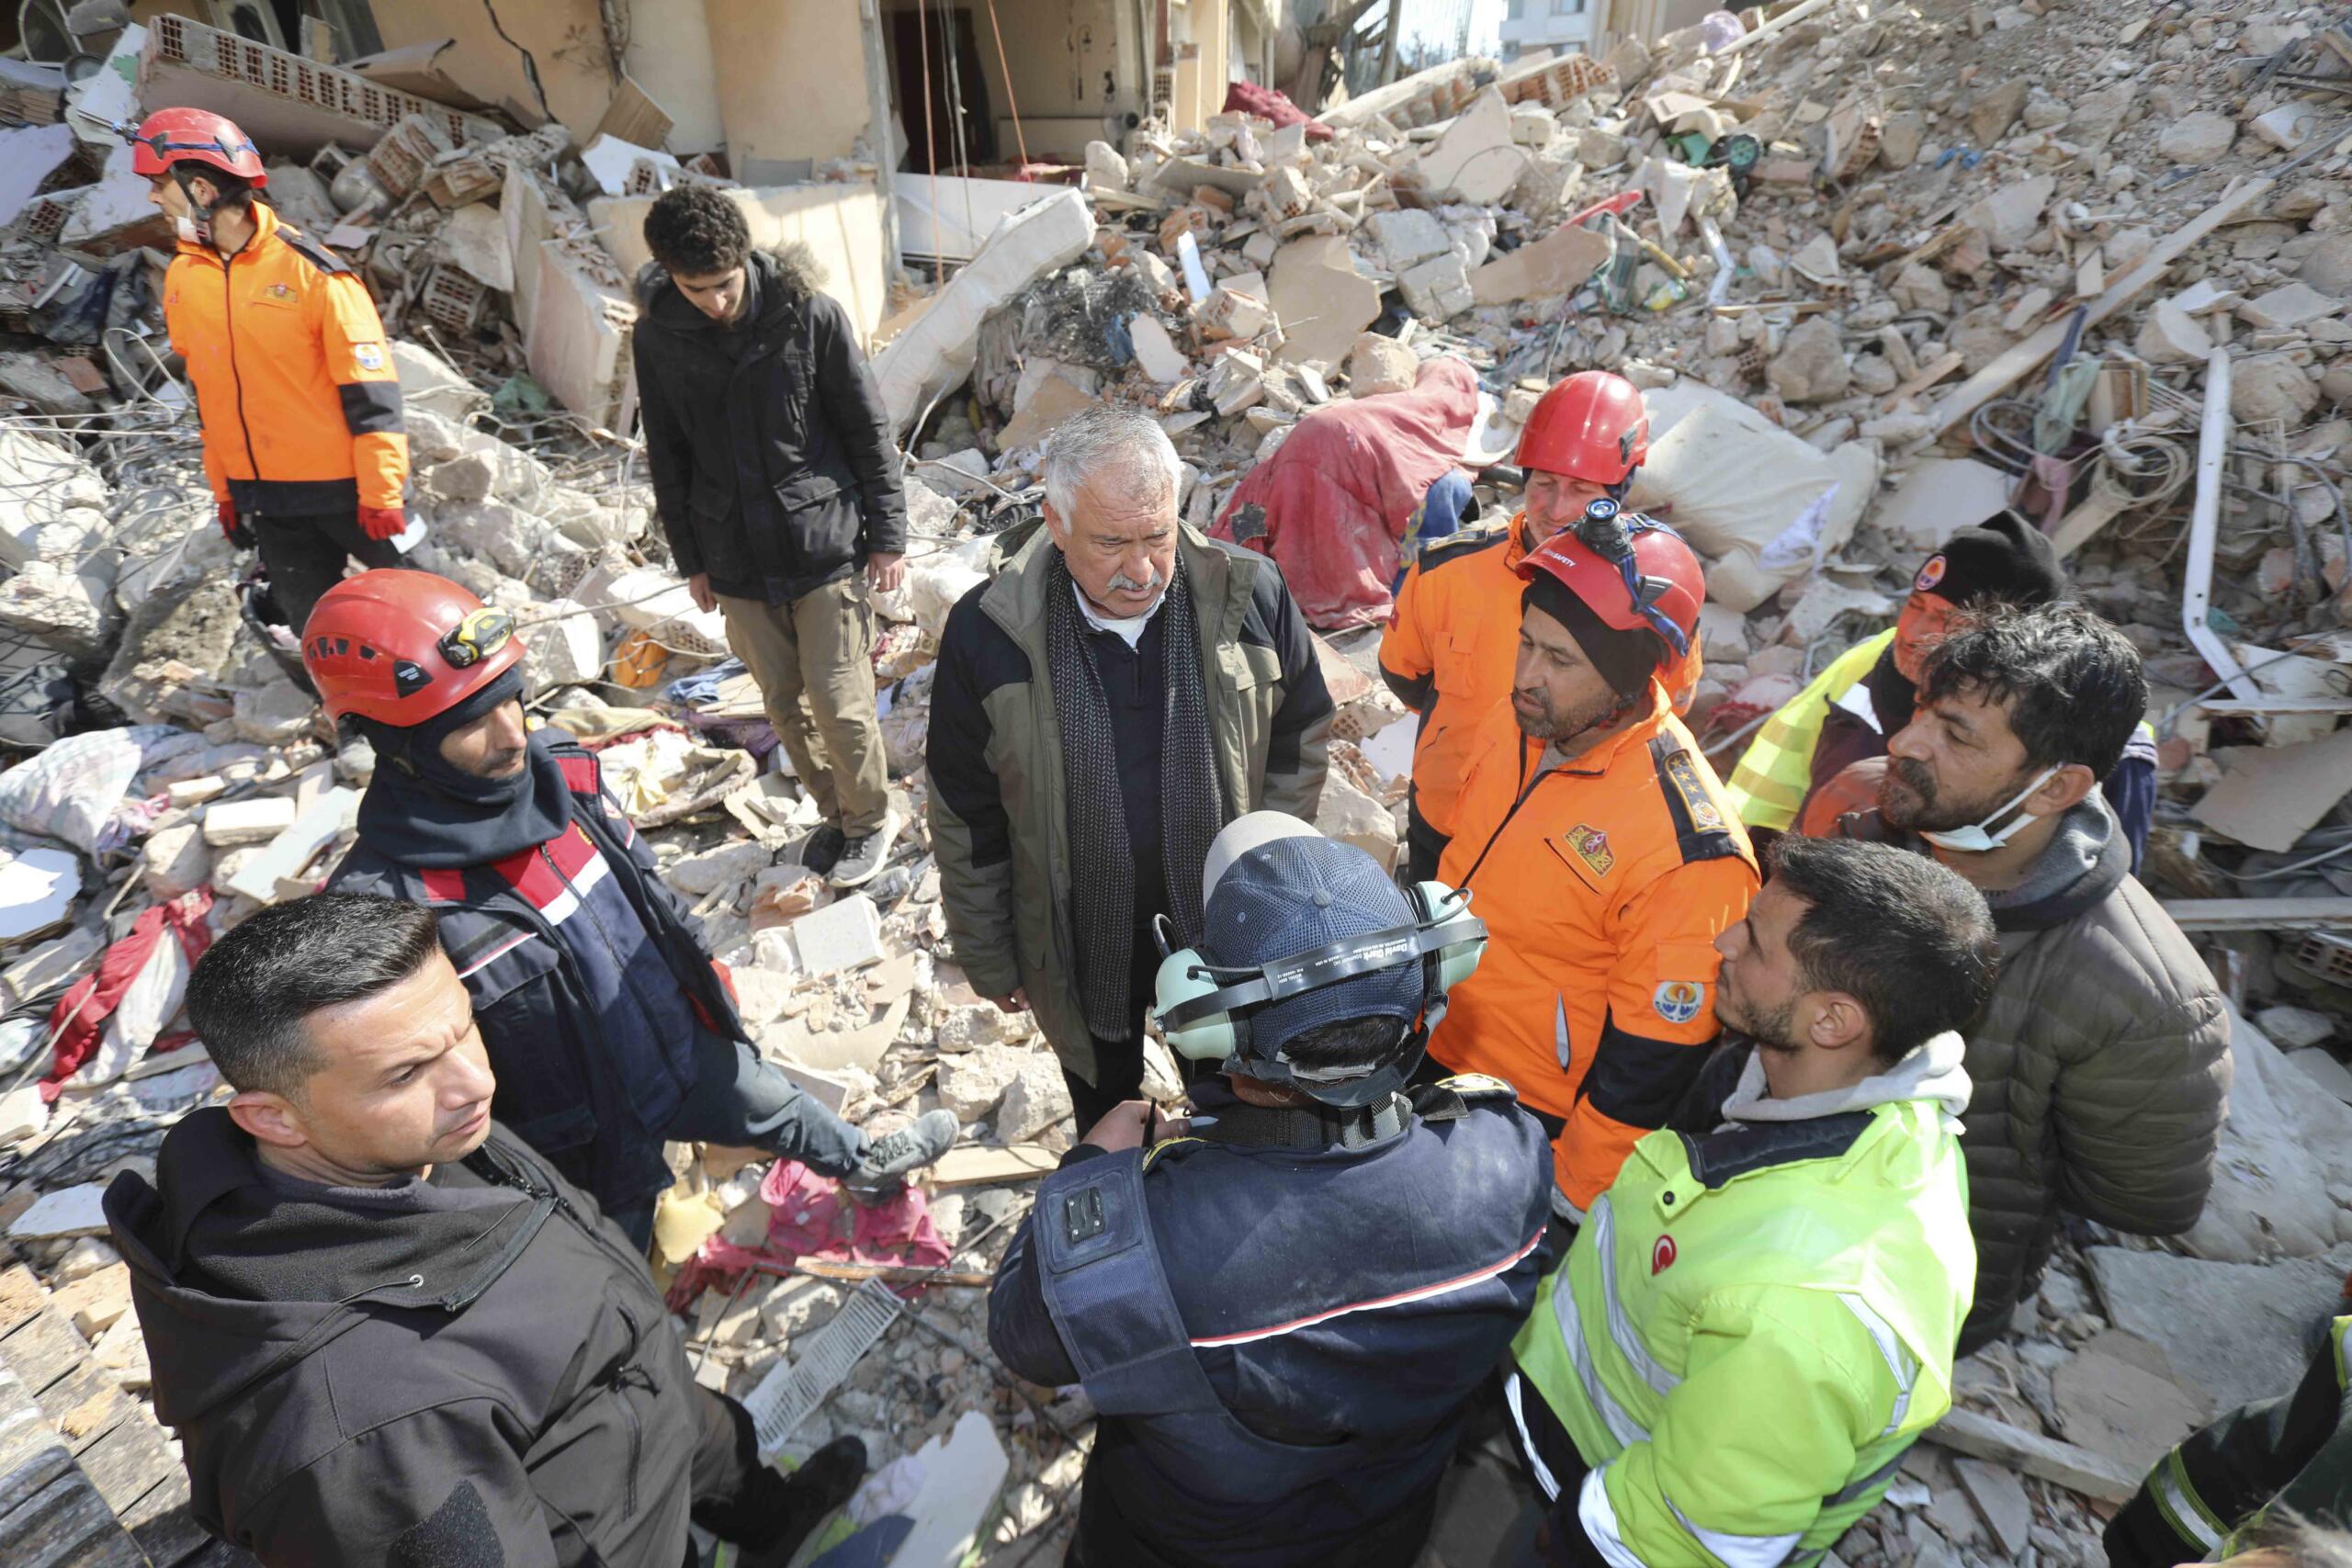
[1427,502,1758,1213]
[138,108,410,637]
[1380,372,1649,879]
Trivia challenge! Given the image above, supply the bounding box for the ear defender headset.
[1148,876,1488,1108]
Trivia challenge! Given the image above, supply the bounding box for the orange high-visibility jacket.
[1431,691,1758,1210]
[1378,514,1532,841]
[163,202,407,514]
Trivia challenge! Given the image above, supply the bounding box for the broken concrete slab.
[222,788,358,904]
[1967,78,2030,146]
[1267,234,1383,368]
[1398,253,1474,322]
[2287,1046,2352,1105]
[2239,282,2343,331]
[1130,315,1191,383]
[1873,458,2015,552]
[2050,1331,2210,1473]
[0,847,80,945]
[0,123,76,231]
[2087,1243,2352,1412]
[996,1054,1075,1142]
[201,795,299,848]
[1767,316,1850,404]
[1952,1459,2034,1560]
[2156,110,2237,166]
[2,922,101,1009]
[1469,222,1611,306]
[6,1182,109,1240]
[937,1043,1025,1122]
[2191,727,2352,852]
[790,894,886,973]
[1959,173,2056,253]
[2137,299,2214,365]
[526,242,635,431]
[1415,87,1527,206]
[140,15,493,157]
[871,187,1094,438]
[1368,209,1454,275]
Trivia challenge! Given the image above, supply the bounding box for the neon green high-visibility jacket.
[1724,628,1896,833]
[1508,1033,1976,1568]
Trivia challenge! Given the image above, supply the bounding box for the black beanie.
[1912,510,2065,608]
[1523,574,1659,701]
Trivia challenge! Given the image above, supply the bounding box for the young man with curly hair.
[633,186,908,888]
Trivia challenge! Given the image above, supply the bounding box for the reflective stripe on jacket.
[1430,692,1758,1207]
[1510,1046,1975,1567]
[1378,515,1531,841]
[1723,628,1895,833]
[2109,1316,2352,1564]
[163,202,407,513]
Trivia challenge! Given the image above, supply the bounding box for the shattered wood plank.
[0,1309,87,1398]
[1888,351,1965,403]
[119,1465,214,1568]
[927,1145,1058,1188]
[2160,897,2352,932]
[0,1469,148,1568]
[1927,1407,2140,1504]
[0,1264,42,1334]
[1925,177,2274,438]
[790,1258,992,1288]
[34,1362,129,1454]
[74,1414,176,1514]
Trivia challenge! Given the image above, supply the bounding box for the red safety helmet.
[302,571,526,728]
[1514,371,1648,486]
[128,108,268,186]
[1515,498,1703,665]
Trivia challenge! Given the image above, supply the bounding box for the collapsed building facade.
[2,0,2352,1562]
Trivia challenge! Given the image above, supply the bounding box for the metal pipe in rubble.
[2180,347,2264,708]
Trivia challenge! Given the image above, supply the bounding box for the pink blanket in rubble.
[1214,355,1480,631]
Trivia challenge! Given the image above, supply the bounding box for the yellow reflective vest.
[1723,628,1896,834]
[1509,1036,1976,1567]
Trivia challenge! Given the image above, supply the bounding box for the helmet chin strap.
[171,167,217,246]
[1919,765,2060,852]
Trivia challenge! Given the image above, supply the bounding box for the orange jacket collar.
[173,198,281,267]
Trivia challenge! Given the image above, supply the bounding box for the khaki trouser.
[718,578,890,835]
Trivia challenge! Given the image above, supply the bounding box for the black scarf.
[1860,644,1917,737]
[354,670,574,868]
[1046,553,1227,1039]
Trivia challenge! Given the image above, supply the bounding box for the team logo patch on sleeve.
[1913,553,1949,593]
[354,342,387,371]
[1663,751,1724,832]
[1653,980,1705,1024]
[1566,824,1615,876]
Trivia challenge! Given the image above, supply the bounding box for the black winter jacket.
[330,740,748,1215]
[631,244,906,605]
[105,1110,702,1568]
[1838,796,2230,1352]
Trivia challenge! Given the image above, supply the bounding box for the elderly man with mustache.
[927,406,1334,1127]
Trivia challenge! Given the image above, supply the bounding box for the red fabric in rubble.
[1214,356,1481,630]
[42,886,215,1101]
[1221,81,1334,141]
[663,1158,952,1312]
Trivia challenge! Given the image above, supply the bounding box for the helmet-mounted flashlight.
[439,606,514,670]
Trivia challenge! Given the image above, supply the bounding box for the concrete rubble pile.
[3,0,2352,1560]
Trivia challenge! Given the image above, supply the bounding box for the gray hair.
[2239,1514,2352,1568]
[1041,404,1183,520]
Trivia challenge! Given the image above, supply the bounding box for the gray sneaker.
[844,1109,957,1198]
[827,810,900,889]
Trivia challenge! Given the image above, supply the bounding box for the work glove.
[357,504,405,543]
[218,499,252,549]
